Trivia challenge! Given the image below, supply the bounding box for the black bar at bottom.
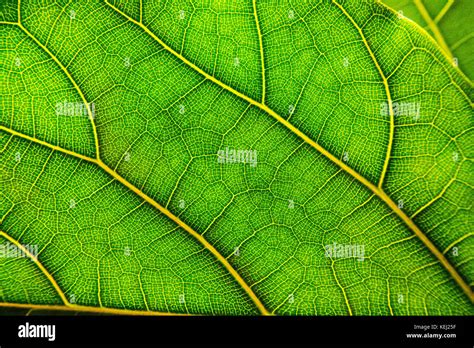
[0,315,472,346]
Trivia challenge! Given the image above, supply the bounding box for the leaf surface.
[0,0,473,315]
[383,0,474,81]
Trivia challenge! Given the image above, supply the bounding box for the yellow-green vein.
[104,0,473,303]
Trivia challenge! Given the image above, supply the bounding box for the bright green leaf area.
[383,0,474,81]
[0,0,473,315]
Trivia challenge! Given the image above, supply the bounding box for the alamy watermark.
[324,242,365,261]
[380,101,420,119]
[0,242,38,258]
[217,147,258,167]
[56,101,95,119]
[18,322,55,342]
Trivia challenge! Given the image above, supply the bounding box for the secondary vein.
[104,0,473,303]
[252,0,266,103]
[331,0,395,189]
[0,230,69,305]
[0,125,270,315]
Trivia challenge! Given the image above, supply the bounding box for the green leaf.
[382,0,474,82]
[0,0,473,315]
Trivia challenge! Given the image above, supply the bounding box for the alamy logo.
[324,242,365,261]
[217,147,257,167]
[380,101,420,119]
[0,242,38,258]
[55,101,95,118]
[18,322,56,341]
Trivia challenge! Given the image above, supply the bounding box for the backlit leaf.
[0,0,473,315]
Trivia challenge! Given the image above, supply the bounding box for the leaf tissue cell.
[0,0,472,316]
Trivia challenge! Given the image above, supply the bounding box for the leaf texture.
[383,0,474,82]
[0,0,473,315]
